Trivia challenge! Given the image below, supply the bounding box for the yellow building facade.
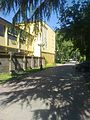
[18,21,55,64]
[0,17,55,64]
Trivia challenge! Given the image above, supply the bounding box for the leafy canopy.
[0,0,66,23]
[59,0,90,61]
[55,29,80,63]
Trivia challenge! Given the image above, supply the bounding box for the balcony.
[0,18,34,54]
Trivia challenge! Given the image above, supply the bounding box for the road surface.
[0,64,90,120]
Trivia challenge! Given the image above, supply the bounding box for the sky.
[0,10,59,30]
[0,0,74,29]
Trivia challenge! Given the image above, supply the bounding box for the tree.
[55,29,79,63]
[0,0,66,23]
[59,0,90,61]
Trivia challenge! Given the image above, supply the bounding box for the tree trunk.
[86,48,90,61]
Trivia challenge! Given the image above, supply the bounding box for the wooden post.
[9,52,12,73]
[31,56,34,69]
[38,57,40,68]
[23,55,26,70]
[42,57,44,68]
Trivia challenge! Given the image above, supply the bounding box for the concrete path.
[0,64,90,120]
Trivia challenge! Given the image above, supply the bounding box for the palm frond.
[0,0,66,23]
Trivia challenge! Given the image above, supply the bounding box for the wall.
[0,17,55,65]
[0,54,45,73]
[0,55,9,73]
[42,52,55,64]
[42,23,55,55]
[27,22,56,64]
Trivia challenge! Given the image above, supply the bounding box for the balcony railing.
[0,22,34,53]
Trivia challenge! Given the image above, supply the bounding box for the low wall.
[0,54,45,73]
[42,52,55,64]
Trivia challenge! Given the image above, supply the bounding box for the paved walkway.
[0,64,90,120]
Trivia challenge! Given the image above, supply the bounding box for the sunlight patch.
[84,110,90,117]
[26,76,42,80]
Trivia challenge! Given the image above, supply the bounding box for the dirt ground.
[0,64,90,120]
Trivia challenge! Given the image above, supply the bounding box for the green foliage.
[0,0,66,23]
[55,29,80,63]
[59,0,90,61]
[46,63,56,68]
[0,73,12,84]
[0,68,41,84]
[0,65,56,84]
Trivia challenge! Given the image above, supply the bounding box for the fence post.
[31,56,34,69]
[9,52,12,73]
[23,55,26,70]
[38,57,40,68]
[42,57,45,68]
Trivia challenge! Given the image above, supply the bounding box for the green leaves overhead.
[0,0,66,23]
[59,0,90,61]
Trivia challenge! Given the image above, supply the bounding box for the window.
[8,26,18,36]
[42,26,47,49]
[8,34,17,41]
[0,24,5,36]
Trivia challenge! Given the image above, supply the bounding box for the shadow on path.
[0,65,90,120]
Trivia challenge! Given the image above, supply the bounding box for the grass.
[0,73,12,84]
[0,64,56,84]
[0,73,11,80]
[45,63,56,68]
[0,68,41,83]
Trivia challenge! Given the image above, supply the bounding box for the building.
[17,21,55,64]
[0,17,55,72]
